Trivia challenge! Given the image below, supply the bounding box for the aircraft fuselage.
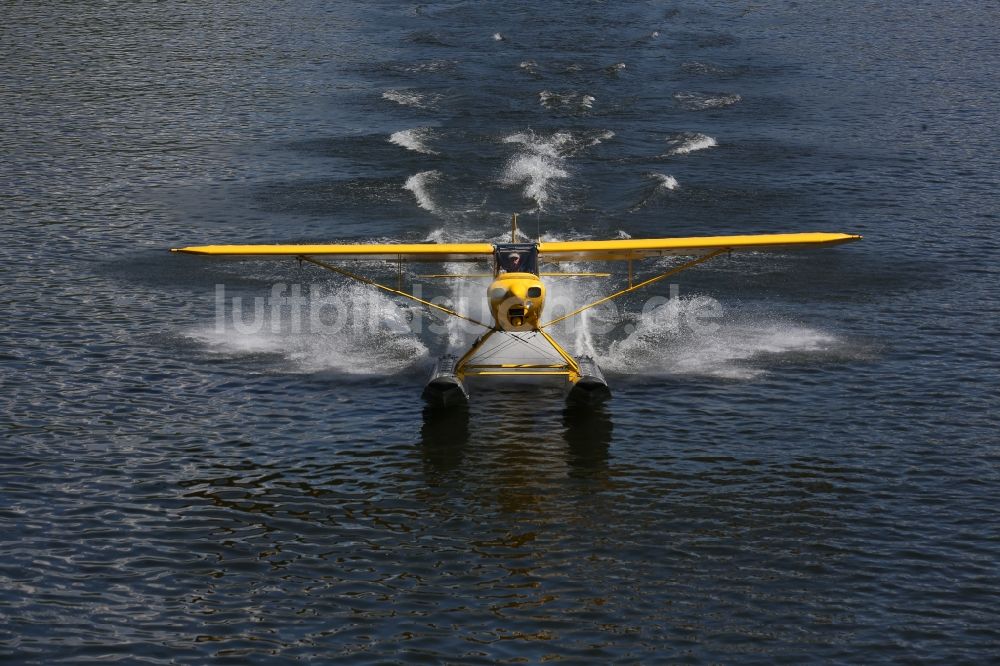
[488,272,546,330]
[489,243,545,331]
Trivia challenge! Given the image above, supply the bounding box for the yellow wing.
[538,232,861,262]
[171,232,860,263]
[170,242,495,263]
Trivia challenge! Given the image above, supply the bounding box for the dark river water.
[3,1,999,663]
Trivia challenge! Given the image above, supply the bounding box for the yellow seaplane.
[172,217,860,407]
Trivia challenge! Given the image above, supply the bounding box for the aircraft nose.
[508,283,530,300]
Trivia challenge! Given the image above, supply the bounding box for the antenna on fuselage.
[511,212,518,243]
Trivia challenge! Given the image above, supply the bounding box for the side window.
[523,249,538,274]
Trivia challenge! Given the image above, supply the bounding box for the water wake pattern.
[499,130,613,210]
[626,172,680,212]
[681,61,747,77]
[382,88,442,110]
[518,60,541,77]
[664,132,718,155]
[404,170,443,213]
[389,127,439,155]
[674,91,742,110]
[602,298,845,380]
[647,172,680,191]
[379,59,457,75]
[186,283,428,376]
[539,90,596,112]
[606,62,627,76]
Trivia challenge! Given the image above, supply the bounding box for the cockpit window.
[494,244,539,275]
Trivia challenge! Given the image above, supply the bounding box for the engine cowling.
[487,273,546,331]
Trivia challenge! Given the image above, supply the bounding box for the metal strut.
[454,328,497,379]
[454,328,581,382]
[536,329,581,375]
[540,248,727,329]
[297,255,492,330]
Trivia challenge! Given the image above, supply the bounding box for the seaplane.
[172,216,860,407]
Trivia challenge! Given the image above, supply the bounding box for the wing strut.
[297,255,492,329]
[541,248,727,329]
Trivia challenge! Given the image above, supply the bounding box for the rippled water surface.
[2,1,999,662]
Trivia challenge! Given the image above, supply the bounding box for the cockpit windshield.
[494,244,539,275]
